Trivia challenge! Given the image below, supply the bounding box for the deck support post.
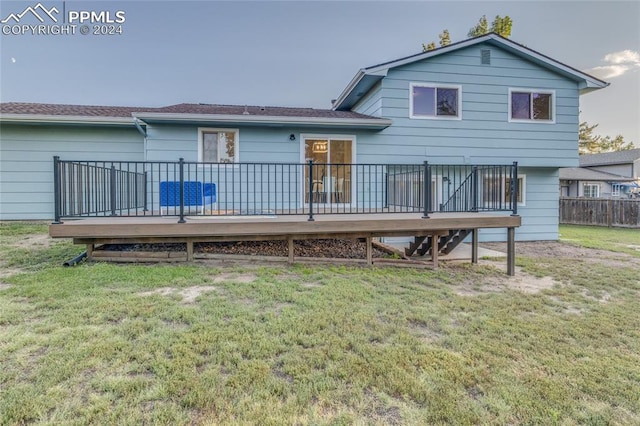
[86,243,94,259]
[366,236,373,265]
[507,227,515,276]
[288,237,294,263]
[178,158,186,223]
[431,233,439,269]
[471,229,479,264]
[186,240,194,261]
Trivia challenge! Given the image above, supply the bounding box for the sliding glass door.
[303,136,353,204]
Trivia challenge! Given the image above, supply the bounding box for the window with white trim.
[198,128,238,163]
[612,184,622,197]
[410,83,461,119]
[583,183,600,198]
[506,175,526,205]
[509,89,554,122]
[482,175,526,207]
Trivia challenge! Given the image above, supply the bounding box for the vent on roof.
[481,49,491,65]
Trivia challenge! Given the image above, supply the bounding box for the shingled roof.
[150,103,378,120]
[0,102,381,121]
[579,149,640,167]
[559,167,634,182]
[0,102,155,118]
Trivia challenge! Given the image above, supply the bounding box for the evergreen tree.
[423,15,513,52]
[467,15,489,37]
[579,121,634,154]
[438,29,451,47]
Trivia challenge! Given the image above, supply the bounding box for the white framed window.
[508,88,555,123]
[410,82,462,120]
[611,184,621,197]
[482,175,526,207]
[198,128,239,163]
[583,183,600,198]
[506,175,526,206]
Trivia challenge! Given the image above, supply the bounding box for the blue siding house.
[0,34,608,241]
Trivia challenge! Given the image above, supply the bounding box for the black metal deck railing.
[53,156,518,223]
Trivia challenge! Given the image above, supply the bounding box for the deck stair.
[405,229,473,257]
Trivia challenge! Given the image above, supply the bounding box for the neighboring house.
[559,167,636,198]
[0,33,608,241]
[559,149,640,198]
[579,149,640,182]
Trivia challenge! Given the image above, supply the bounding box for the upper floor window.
[509,89,554,122]
[410,83,461,119]
[198,128,238,163]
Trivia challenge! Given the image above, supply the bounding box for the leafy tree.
[579,121,635,154]
[489,15,513,38]
[467,15,489,37]
[438,29,451,47]
[422,15,513,52]
[468,15,513,38]
[422,41,437,51]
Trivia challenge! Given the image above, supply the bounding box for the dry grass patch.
[454,265,559,296]
[138,286,218,304]
[211,272,257,283]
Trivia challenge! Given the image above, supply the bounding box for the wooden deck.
[50,213,521,274]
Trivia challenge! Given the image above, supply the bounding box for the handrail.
[52,158,518,222]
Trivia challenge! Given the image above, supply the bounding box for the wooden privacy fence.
[559,197,640,228]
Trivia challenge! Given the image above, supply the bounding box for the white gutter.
[132,112,392,128]
[0,114,134,125]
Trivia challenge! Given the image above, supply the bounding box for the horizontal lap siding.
[359,43,580,168]
[479,168,560,241]
[0,124,143,220]
[146,125,305,163]
[355,44,578,241]
[352,81,382,116]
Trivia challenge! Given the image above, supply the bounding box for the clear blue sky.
[1,1,639,143]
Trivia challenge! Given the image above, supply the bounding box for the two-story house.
[0,33,608,241]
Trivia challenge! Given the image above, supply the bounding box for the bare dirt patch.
[138,286,218,304]
[455,267,559,296]
[0,268,23,279]
[212,273,257,283]
[12,234,53,249]
[0,283,13,291]
[481,241,639,267]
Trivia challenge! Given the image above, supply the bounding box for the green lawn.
[559,224,640,257]
[1,222,639,424]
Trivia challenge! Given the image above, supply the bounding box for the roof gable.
[333,33,609,110]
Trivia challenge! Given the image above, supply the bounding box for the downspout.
[133,117,148,159]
